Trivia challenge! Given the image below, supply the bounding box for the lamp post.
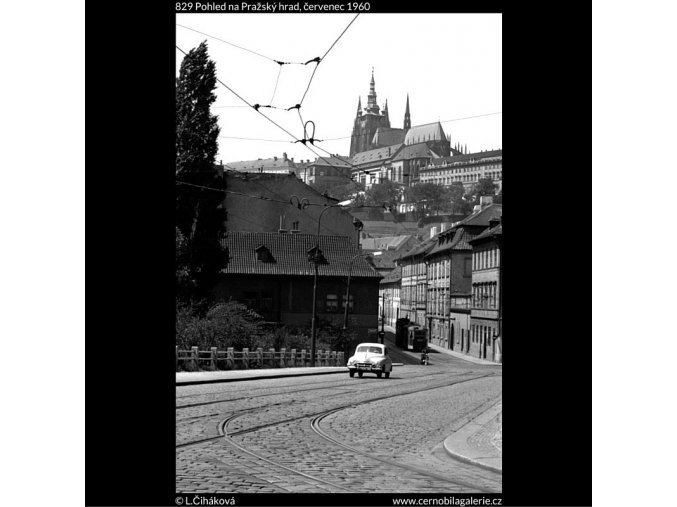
[309,205,335,367]
[342,252,365,330]
[352,217,363,250]
[380,292,387,343]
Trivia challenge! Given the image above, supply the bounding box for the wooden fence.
[176,346,345,372]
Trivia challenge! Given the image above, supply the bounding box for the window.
[326,294,338,312]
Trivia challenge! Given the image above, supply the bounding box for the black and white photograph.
[174,9,503,502]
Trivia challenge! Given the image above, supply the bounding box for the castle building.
[349,71,455,187]
[349,70,393,157]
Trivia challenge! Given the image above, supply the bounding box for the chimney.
[283,152,288,161]
[274,156,278,161]
[430,226,438,238]
[278,215,288,233]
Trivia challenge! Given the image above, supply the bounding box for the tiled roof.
[469,223,502,243]
[372,127,406,147]
[351,144,403,166]
[366,249,402,269]
[397,237,437,261]
[380,266,402,285]
[404,122,447,145]
[451,203,503,228]
[391,142,440,162]
[427,149,502,168]
[360,235,415,251]
[310,156,352,169]
[426,205,503,257]
[225,156,295,172]
[219,232,381,278]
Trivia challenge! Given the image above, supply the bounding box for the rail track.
[182,373,502,492]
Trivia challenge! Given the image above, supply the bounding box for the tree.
[364,179,402,208]
[466,177,498,205]
[404,183,455,218]
[175,42,226,300]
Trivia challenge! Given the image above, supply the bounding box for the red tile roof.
[219,232,381,278]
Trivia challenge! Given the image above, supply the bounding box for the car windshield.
[356,346,383,354]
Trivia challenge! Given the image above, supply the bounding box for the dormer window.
[255,245,275,263]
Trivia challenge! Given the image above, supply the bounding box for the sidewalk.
[176,366,346,386]
[443,399,502,473]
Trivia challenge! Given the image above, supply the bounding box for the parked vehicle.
[346,342,393,379]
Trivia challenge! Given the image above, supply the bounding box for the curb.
[443,400,502,474]
[176,368,347,386]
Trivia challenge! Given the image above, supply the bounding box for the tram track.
[176,370,477,409]
[192,372,501,492]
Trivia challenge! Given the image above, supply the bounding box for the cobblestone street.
[176,350,502,494]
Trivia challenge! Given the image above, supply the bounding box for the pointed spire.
[465,143,467,154]
[356,96,362,116]
[403,93,411,130]
[366,68,379,114]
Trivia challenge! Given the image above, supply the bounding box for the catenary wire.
[299,13,360,106]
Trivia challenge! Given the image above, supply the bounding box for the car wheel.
[358,371,363,378]
[377,371,382,378]
[385,371,390,379]
[349,370,355,377]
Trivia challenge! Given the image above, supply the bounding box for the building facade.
[421,204,502,358]
[397,237,436,327]
[468,218,502,362]
[296,155,352,188]
[423,225,474,350]
[214,232,382,339]
[379,267,402,328]
[419,149,502,193]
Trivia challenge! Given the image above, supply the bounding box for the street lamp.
[352,217,364,250]
[342,252,366,330]
[309,205,335,367]
[380,292,387,343]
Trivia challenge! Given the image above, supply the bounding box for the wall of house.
[469,316,499,360]
[213,275,379,340]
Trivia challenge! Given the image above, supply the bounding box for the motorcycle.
[420,347,429,366]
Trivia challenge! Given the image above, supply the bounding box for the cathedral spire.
[366,68,380,114]
[356,96,362,116]
[383,99,389,123]
[403,93,411,130]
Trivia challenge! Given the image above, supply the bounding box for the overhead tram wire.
[298,13,360,107]
[175,180,390,211]
[177,23,291,64]
[216,111,503,144]
[177,45,362,185]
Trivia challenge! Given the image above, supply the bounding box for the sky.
[176,13,502,165]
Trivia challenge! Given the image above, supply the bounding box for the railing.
[175,346,345,372]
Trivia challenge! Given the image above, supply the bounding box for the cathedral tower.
[349,69,391,157]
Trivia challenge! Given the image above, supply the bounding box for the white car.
[346,342,393,379]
